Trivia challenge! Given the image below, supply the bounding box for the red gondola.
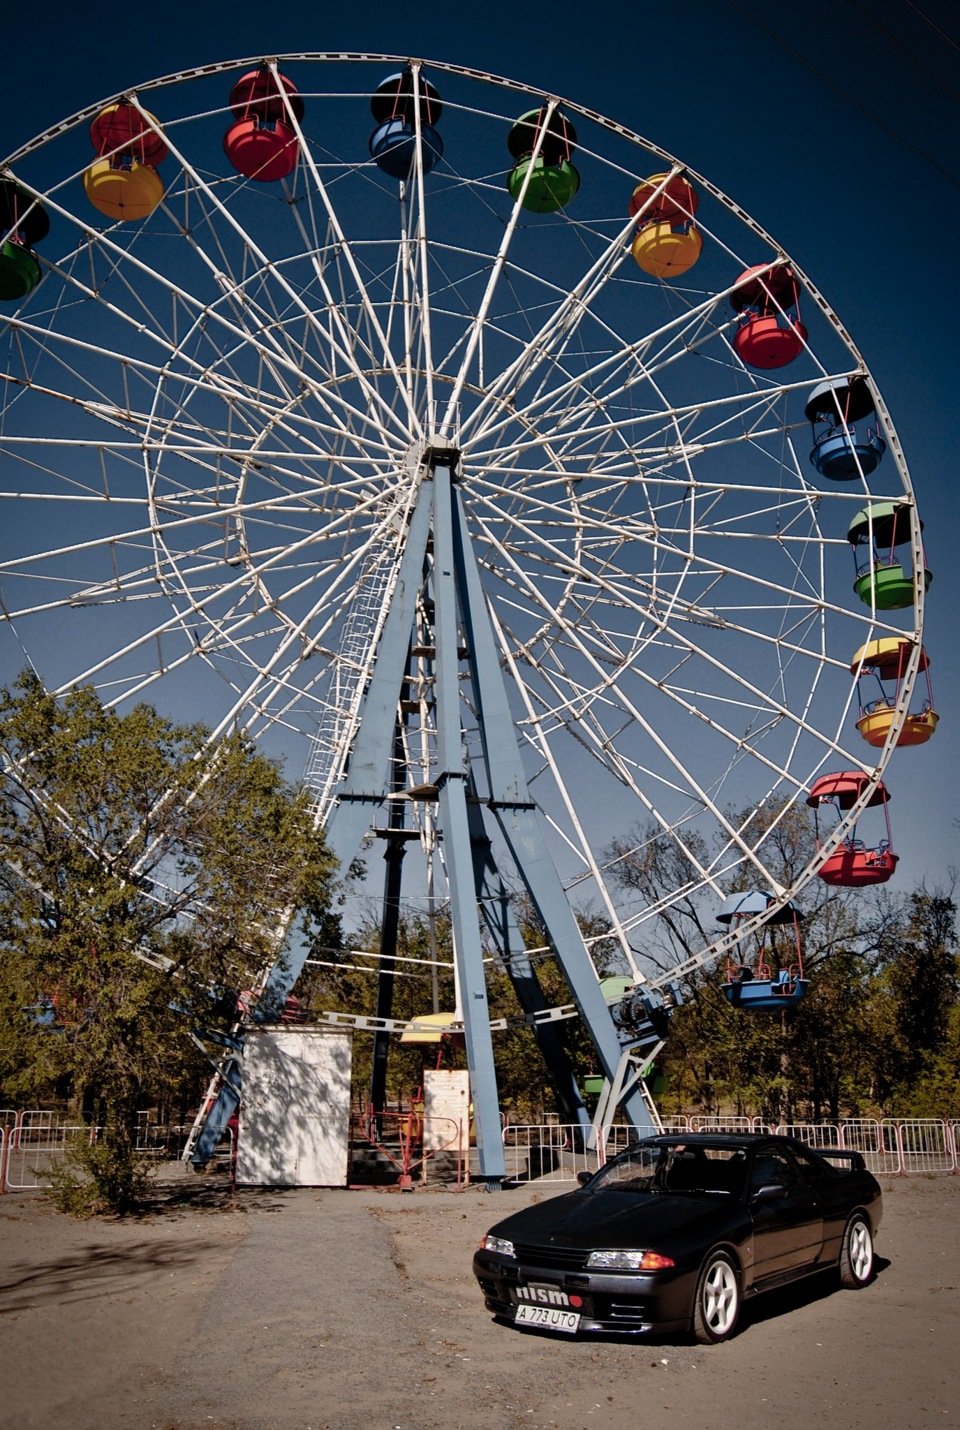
[730,262,806,369]
[806,772,898,887]
[224,66,303,182]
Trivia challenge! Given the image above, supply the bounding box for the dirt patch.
[1,1176,957,1429]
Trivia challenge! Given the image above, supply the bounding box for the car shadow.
[737,1253,891,1335]
[491,1256,890,1346]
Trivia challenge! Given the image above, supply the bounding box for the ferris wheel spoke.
[439,99,573,436]
[474,507,865,810]
[498,624,727,902]
[265,72,422,437]
[0,56,924,1075]
[459,210,654,449]
[29,177,404,464]
[464,286,736,462]
[128,99,415,448]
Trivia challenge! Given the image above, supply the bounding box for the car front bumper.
[473,1249,696,1336]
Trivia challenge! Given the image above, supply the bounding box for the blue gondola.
[717,889,807,1009]
[722,967,809,1007]
[369,69,444,179]
[806,376,886,481]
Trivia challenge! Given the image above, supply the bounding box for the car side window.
[750,1150,802,1191]
[790,1144,833,1180]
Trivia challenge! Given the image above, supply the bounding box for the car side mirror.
[577,1170,594,1187]
[751,1183,788,1204]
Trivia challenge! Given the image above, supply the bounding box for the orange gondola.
[628,172,702,279]
[850,638,938,748]
[84,100,168,221]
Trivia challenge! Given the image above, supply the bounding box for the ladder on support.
[302,538,401,827]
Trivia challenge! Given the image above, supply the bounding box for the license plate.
[514,1303,581,1333]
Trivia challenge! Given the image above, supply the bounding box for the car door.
[748,1147,824,1281]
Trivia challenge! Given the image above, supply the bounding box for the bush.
[44,1126,151,1216]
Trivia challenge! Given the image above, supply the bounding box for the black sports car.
[473,1133,882,1342]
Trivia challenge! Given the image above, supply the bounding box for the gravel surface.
[1,1174,957,1429]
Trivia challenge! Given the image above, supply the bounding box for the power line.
[844,0,960,104]
[726,0,960,192]
[905,0,960,56]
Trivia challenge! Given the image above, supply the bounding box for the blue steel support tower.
[189,441,664,1179]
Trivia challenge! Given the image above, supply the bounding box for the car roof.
[635,1132,807,1152]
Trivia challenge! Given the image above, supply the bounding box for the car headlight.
[480,1234,516,1257]
[586,1249,675,1270]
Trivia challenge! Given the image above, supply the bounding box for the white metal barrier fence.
[2,1117,100,1192]
[494,1115,959,1184]
[664,1115,956,1177]
[3,1109,959,1191]
[500,1124,603,1184]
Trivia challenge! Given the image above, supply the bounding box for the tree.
[606,805,897,1123]
[869,888,958,1103]
[0,671,337,1210]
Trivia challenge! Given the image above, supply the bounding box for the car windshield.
[588,1143,747,1197]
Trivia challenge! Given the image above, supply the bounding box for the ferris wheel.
[0,55,929,1180]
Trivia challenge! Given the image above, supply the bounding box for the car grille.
[513,1242,588,1272]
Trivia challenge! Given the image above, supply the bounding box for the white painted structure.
[235,1026,352,1186]
[423,1069,470,1153]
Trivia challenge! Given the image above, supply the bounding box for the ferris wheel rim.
[0,53,926,986]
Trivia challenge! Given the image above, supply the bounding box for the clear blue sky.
[3,0,958,894]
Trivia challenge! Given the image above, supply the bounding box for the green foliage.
[871,890,959,1096]
[44,1126,151,1217]
[609,807,959,1123]
[0,671,338,1210]
[897,1004,960,1116]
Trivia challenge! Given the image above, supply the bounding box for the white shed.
[235,1025,353,1186]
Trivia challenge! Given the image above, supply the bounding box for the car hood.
[486,1189,743,1252]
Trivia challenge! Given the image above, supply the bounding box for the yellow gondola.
[850,637,938,747]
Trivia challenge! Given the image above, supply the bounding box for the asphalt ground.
[1,1174,957,1429]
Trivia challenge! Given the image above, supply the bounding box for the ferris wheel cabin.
[850,637,938,748]
[628,172,702,278]
[847,501,931,611]
[730,262,807,369]
[223,68,304,182]
[807,772,898,887]
[369,69,444,178]
[506,108,580,213]
[716,890,808,1007]
[806,375,887,481]
[0,177,49,300]
[83,102,169,220]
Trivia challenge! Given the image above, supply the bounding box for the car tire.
[692,1250,740,1343]
[839,1212,874,1288]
